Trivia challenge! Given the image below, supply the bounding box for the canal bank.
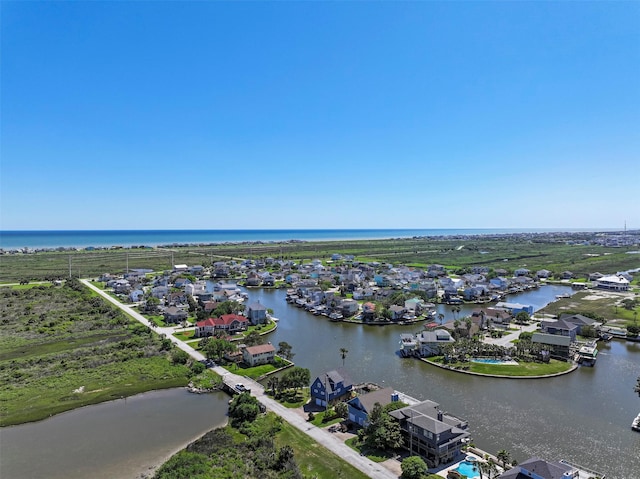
[247,285,640,479]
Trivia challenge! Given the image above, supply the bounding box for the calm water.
[1,389,229,479]
[0,228,601,249]
[3,286,639,479]
[252,286,640,479]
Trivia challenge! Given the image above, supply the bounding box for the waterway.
[3,285,639,478]
[1,388,229,479]
[249,285,640,479]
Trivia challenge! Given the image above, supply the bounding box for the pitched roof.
[244,343,276,355]
[355,387,394,413]
[219,314,248,325]
[498,457,572,479]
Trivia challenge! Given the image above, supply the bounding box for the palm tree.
[635,376,640,397]
[340,348,348,366]
[267,376,279,396]
[438,313,445,324]
[497,450,511,469]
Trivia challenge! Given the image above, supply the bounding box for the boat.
[632,413,640,432]
[556,293,570,299]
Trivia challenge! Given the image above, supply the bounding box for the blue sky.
[2,1,639,230]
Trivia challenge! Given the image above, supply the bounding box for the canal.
[3,285,639,478]
[248,285,640,479]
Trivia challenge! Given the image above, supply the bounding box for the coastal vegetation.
[154,393,369,479]
[2,233,638,283]
[0,280,196,426]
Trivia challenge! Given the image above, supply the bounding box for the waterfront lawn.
[222,358,287,379]
[309,409,344,427]
[0,281,191,426]
[276,418,372,478]
[429,357,573,376]
[267,387,310,408]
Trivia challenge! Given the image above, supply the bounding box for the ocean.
[0,228,607,249]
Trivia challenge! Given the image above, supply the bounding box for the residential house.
[404,298,425,314]
[498,456,579,479]
[189,265,204,276]
[347,387,396,426]
[310,369,353,407]
[540,318,578,341]
[490,277,509,290]
[389,400,470,468]
[151,285,169,299]
[174,277,191,289]
[595,275,630,291]
[129,289,144,302]
[471,308,512,329]
[495,302,534,316]
[173,264,188,273]
[559,314,602,335]
[361,302,376,321]
[532,332,571,360]
[185,281,207,296]
[194,314,248,337]
[341,299,360,317]
[514,268,530,277]
[111,279,132,294]
[246,272,262,287]
[245,302,268,325]
[415,329,455,357]
[389,305,406,321]
[536,269,552,279]
[242,343,276,366]
[164,306,188,324]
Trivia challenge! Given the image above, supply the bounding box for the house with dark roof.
[498,457,576,479]
[388,400,470,468]
[558,314,602,335]
[540,319,578,341]
[310,369,353,407]
[163,306,188,324]
[347,387,397,426]
[245,301,268,325]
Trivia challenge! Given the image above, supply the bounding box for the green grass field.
[0,281,191,426]
[275,418,372,479]
[429,357,573,377]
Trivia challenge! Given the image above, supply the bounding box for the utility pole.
[126,253,129,274]
[68,255,72,279]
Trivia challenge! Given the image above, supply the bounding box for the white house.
[595,275,630,291]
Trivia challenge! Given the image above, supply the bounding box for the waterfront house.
[415,329,455,356]
[495,302,534,316]
[540,319,578,341]
[242,343,276,367]
[164,306,188,324]
[245,302,268,325]
[173,277,191,289]
[194,314,248,337]
[531,332,571,360]
[389,305,406,321]
[490,277,509,290]
[536,269,552,279]
[559,314,602,335]
[389,400,470,468]
[498,456,589,479]
[310,369,353,407]
[185,281,207,296]
[341,299,359,317]
[595,274,630,291]
[347,387,396,426]
[514,268,530,277]
[362,302,376,321]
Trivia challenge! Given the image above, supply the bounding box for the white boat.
[632,413,640,432]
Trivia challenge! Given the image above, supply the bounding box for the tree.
[497,450,511,469]
[277,341,294,361]
[515,311,530,324]
[228,392,260,427]
[244,330,264,346]
[334,401,349,419]
[635,376,640,397]
[281,366,310,392]
[267,376,280,396]
[340,348,348,366]
[363,403,404,451]
[401,456,427,479]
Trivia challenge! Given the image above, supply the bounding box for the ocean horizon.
[0,228,621,250]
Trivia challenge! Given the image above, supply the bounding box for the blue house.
[347,387,397,426]
[495,302,534,316]
[310,369,353,407]
[490,277,509,289]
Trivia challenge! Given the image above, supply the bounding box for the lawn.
[309,409,344,427]
[345,437,394,463]
[275,418,371,479]
[173,330,196,341]
[429,357,573,377]
[538,290,640,325]
[266,387,310,408]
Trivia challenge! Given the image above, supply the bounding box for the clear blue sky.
[2,1,639,230]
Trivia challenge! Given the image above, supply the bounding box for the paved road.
[81,279,398,479]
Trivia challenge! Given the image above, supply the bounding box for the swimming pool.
[471,358,517,365]
[454,460,480,478]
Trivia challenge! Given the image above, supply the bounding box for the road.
[81,279,398,479]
